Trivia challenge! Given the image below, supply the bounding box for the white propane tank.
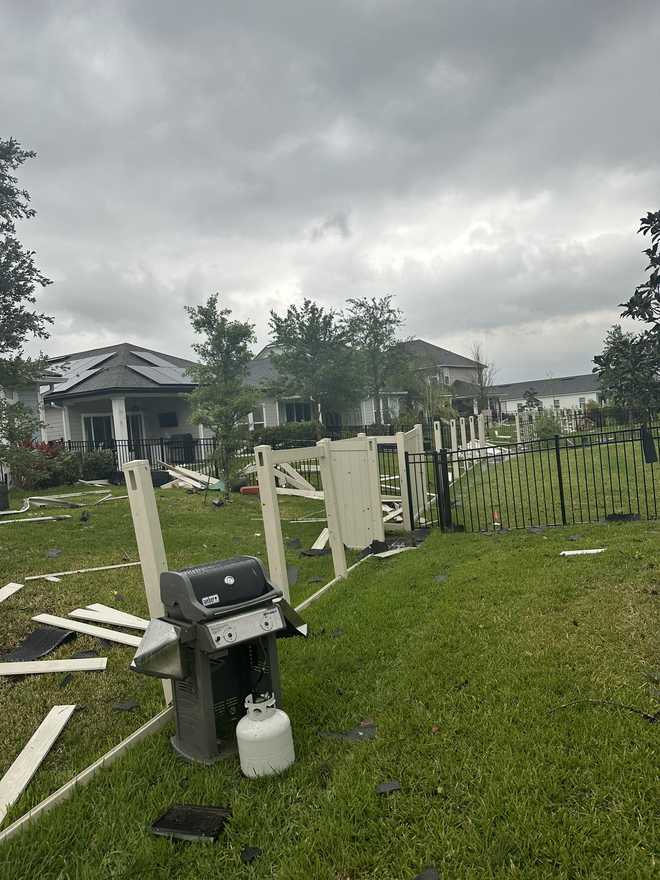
[236,694,295,778]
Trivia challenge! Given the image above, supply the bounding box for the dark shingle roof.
[44,343,197,400]
[403,339,483,369]
[492,374,600,400]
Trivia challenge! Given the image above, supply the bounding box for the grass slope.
[1,489,658,879]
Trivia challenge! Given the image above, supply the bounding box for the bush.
[80,449,116,480]
[533,412,562,440]
[251,421,324,448]
[1,443,82,490]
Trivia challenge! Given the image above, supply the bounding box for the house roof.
[402,339,483,370]
[44,343,197,401]
[246,344,278,386]
[450,379,483,399]
[492,373,600,400]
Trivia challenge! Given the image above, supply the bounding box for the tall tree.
[268,298,362,422]
[593,324,660,416]
[0,138,53,388]
[343,295,406,425]
[620,210,660,331]
[185,294,257,489]
[523,388,542,410]
[470,342,497,412]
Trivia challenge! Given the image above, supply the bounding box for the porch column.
[62,405,71,442]
[111,396,129,467]
[38,395,47,442]
[197,423,206,440]
[473,398,479,415]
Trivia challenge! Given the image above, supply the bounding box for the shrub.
[533,412,562,440]
[1,443,82,489]
[80,449,116,480]
[251,421,324,448]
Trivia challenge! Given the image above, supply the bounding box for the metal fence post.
[404,451,416,532]
[554,434,567,525]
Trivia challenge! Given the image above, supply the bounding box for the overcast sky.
[4,1,659,382]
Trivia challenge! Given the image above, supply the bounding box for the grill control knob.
[260,617,272,631]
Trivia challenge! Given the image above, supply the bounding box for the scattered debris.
[47,549,62,559]
[31,614,142,648]
[71,649,100,660]
[527,526,545,534]
[79,511,90,523]
[330,628,344,639]
[0,583,23,604]
[311,528,329,551]
[433,574,448,584]
[567,534,581,541]
[0,658,107,677]
[240,846,263,864]
[308,576,323,583]
[68,604,148,631]
[24,561,141,582]
[430,724,440,735]
[375,780,401,795]
[211,499,224,508]
[112,699,139,712]
[286,566,299,586]
[318,722,377,742]
[286,537,301,549]
[150,804,232,842]
[3,626,76,662]
[370,547,417,559]
[548,699,658,723]
[560,548,606,557]
[0,515,72,527]
[605,513,640,522]
[0,704,76,823]
[454,679,469,690]
[300,547,331,557]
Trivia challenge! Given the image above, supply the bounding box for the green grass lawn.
[449,438,660,532]
[1,485,658,879]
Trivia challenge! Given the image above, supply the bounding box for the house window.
[158,411,178,428]
[285,401,312,422]
[579,397,586,409]
[553,399,560,410]
[443,372,451,385]
[516,403,524,412]
[251,405,265,429]
[83,415,113,447]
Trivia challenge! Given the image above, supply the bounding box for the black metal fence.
[406,425,660,532]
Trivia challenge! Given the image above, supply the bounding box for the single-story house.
[492,374,602,414]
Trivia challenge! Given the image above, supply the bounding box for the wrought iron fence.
[405,425,660,532]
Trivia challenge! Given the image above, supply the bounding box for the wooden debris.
[370,546,416,559]
[311,528,330,551]
[31,614,142,647]
[560,548,606,557]
[0,705,76,824]
[0,658,107,677]
[25,561,140,582]
[0,583,23,604]
[0,515,72,526]
[68,604,148,631]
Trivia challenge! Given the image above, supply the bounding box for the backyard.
[0,484,658,879]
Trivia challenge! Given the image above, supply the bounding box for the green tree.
[471,342,497,412]
[185,294,257,490]
[620,210,660,331]
[523,388,541,410]
[343,295,407,425]
[0,138,53,389]
[592,324,660,418]
[0,398,40,445]
[268,298,362,423]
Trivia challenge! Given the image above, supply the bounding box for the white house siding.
[262,398,279,428]
[43,403,65,440]
[500,391,599,414]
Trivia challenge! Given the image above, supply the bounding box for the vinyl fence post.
[404,451,416,532]
[255,445,289,600]
[468,416,475,446]
[460,418,467,448]
[478,414,486,447]
[515,412,521,443]
[433,420,442,452]
[554,434,567,526]
[122,459,172,704]
[450,419,458,451]
[316,439,348,579]
[396,431,413,531]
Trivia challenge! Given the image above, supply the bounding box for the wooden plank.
[276,462,316,492]
[395,431,412,532]
[560,548,606,557]
[0,583,23,604]
[316,439,347,579]
[255,445,289,600]
[382,506,403,523]
[0,659,107,677]
[0,705,76,824]
[155,460,210,487]
[68,606,148,631]
[25,562,140,582]
[275,488,324,499]
[270,446,323,465]
[31,614,142,647]
[122,460,172,703]
[366,436,385,543]
[370,546,417,559]
[0,515,72,526]
[294,558,367,613]
[0,501,30,517]
[0,706,173,843]
[311,527,329,550]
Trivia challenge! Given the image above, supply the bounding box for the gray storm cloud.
[2,0,658,379]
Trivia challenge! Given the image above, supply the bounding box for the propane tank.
[236,693,295,778]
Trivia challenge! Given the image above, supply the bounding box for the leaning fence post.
[255,445,289,600]
[554,434,567,526]
[396,431,413,531]
[460,417,467,448]
[123,459,172,704]
[316,439,348,579]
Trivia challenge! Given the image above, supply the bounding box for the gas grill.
[132,556,307,764]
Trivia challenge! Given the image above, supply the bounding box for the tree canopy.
[0,137,52,388]
[268,298,362,422]
[343,295,407,424]
[593,325,660,416]
[620,210,660,331]
[185,294,257,487]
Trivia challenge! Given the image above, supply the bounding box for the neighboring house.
[1,371,62,443]
[41,344,207,456]
[492,374,601,414]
